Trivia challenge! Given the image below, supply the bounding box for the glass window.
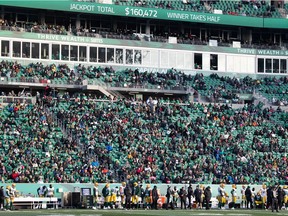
[134,50,142,65]
[280,59,287,73]
[160,51,168,67]
[32,43,39,59]
[13,41,21,57]
[98,47,106,63]
[115,49,123,64]
[265,59,272,73]
[1,40,10,57]
[79,46,86,62]
[272,59,279,73]
[61,45,69,60]
[70,45,78,61]
[142,50,150,66]
[52,44,60,60]
[89,47,97,62]
[169,52,177,68]
[107,48,114,63]
[150,50,158,67]
[194,53,202,69]
[126,49,133,64]
[210,54,218,70]
[22,42,30,58]
[41,43,49,59]
[257,58,264,73]
[176,52,184,69]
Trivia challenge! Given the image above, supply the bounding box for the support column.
[40,13,45,25]
[76,15,81,29]
[113,20,117,32]
[145,20,150,35]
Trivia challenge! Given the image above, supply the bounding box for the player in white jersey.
[8,184,17,210]
[119,182,126,209]
[110,186,118,209]
[230,184,237,210]
[259,184,267,206]
[10,184,16,198]
[241,185,246,208]
[144,184,151,209]
[47,184,54,197]
[93,182,99,210]
[217,183,227,209]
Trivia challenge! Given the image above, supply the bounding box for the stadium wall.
[3,183,271,198]
[0,31,287,74]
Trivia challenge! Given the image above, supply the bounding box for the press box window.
[61,45,69,60]
[52,44,60,60]
[32,43,39,59]
[194,53,202,69]
[22,42,31,58]
[1,40,10,57]
[210,54,218,71]
[13,41,21,57]
[79,46,86,62]
[41,43,49,59]
[280,59,287,73]
[70,45,78,61]
[89,47,97,62]
[257,58,264,73]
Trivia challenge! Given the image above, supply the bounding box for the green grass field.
[0,209,286,216]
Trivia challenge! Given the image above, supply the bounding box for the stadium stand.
[2,60,288,104]
[0,0,288,190]
[0,87,287,185]
[0,18,286,50]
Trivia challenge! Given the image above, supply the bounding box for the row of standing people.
[219,183,288,213]
[93,182,212,210]
[92,182,288,212]
[93,182,161,210]
[165,184,212,210]
[240,184,288,212]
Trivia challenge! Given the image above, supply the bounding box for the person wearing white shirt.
[241,185,246,208]
[93,182,99,210]
[259,184,267,206]
[47,184,54,198]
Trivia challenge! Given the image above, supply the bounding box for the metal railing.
[0,96,36,104]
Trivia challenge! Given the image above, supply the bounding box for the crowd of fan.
[0,101,85,183]
[1,60,288,105]
[1,89,287,185]
[207,0,280,17]
[0,19,67,35]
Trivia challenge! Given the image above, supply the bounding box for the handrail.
[0,96,36,104]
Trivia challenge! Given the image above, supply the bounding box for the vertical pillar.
[248,29,252,45]
[113,20,117,32]
[76,15,81,29]
[40,13,45,25]
[145,20,150,35]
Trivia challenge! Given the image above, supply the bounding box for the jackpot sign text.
[69,3,222,24]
